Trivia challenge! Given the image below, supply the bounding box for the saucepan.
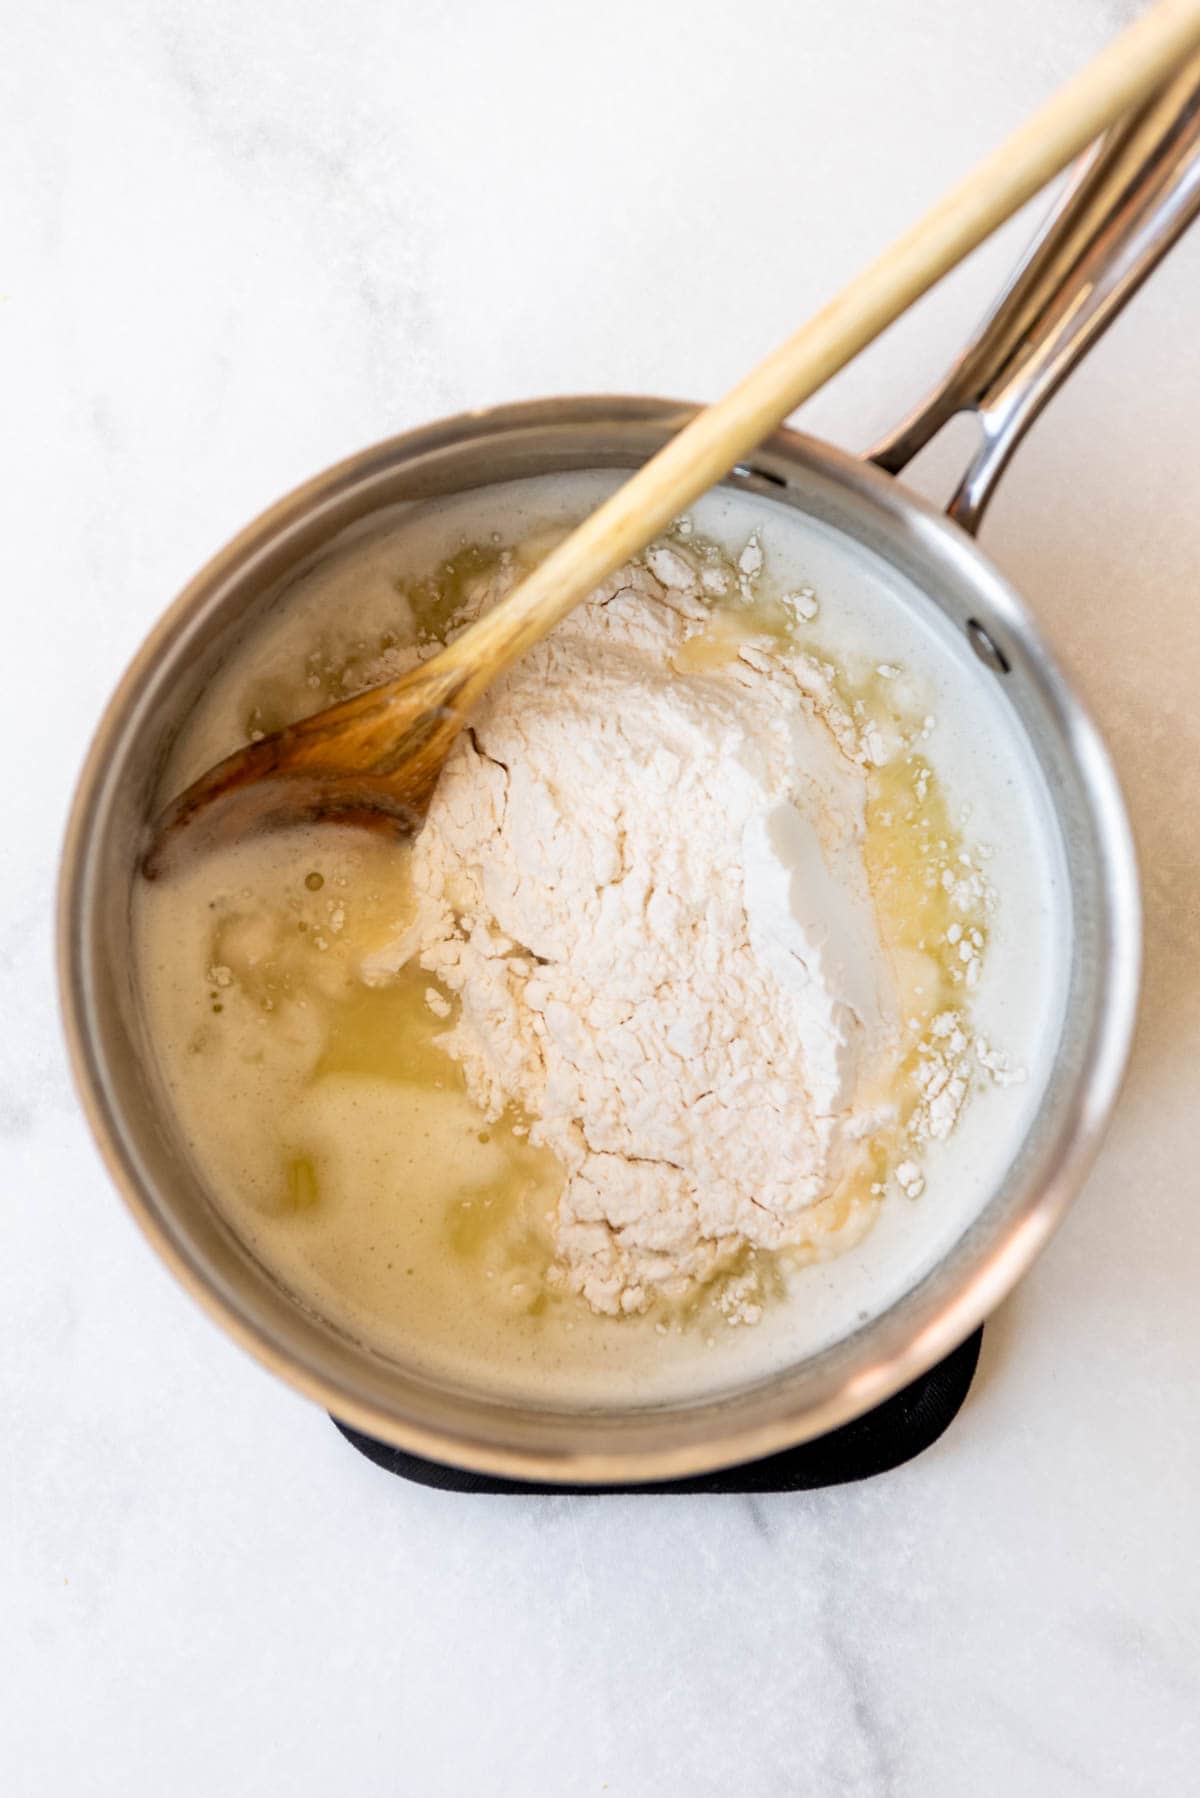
[58,66,1200,1481]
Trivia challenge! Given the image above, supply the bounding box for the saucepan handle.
[868,49,1200,536]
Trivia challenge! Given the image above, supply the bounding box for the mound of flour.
[387,546,899,1317]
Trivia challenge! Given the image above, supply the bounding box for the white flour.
[380,547,906,1317]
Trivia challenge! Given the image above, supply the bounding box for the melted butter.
[307,965,566,1318]
[316,966,466,1090]
[403,541,507,642]
[867,749,979,1014]
[196,833,566,1316]
[673,580,798,674]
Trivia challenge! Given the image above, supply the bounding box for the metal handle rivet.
[967,618,1012,673]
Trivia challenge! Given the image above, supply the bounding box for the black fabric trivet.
[332,1324,981,1493]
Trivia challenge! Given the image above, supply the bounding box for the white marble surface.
[3,1,1199,1791]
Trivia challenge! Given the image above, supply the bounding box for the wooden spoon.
[145,0,1200,874]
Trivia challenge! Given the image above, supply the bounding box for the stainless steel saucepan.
[59,65,1200,1482]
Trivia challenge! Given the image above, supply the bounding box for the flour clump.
[378,542,905,1318]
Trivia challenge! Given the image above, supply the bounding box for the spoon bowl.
[144,655,468,874]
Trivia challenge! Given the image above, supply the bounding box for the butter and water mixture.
[137,496,1027,1400]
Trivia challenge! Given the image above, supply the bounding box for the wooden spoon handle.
[441,0,1200,696]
